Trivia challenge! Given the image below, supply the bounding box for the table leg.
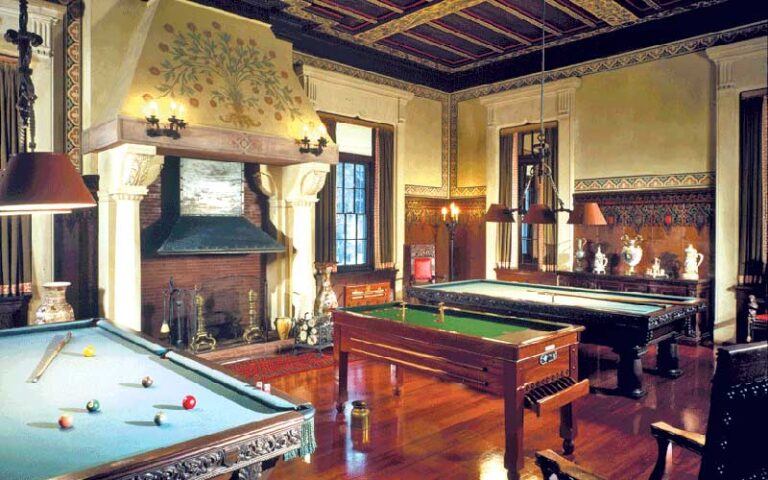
[232,462,262,479]
[503,363,523,480]
[616,347,646,399]
[657,338,683,378]
[391,364,404,396]
[335,329,348,413]
[559,403,576,455]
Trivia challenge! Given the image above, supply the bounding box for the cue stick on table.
[27,332,72,383]
[528,289,675,308]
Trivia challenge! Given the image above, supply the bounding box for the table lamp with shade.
[0,0,95,215]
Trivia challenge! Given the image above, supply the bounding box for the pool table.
[407,279,705,399]
[0,319,316,480]
[333,303,589,480]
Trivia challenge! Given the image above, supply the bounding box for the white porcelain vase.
[621,235,644,276]
[35,282,75,324]
[682,244,704,280]
[593,245,609,275]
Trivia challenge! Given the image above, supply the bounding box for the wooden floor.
[268,344,714,480]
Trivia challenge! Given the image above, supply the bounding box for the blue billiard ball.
[86,399,100,413]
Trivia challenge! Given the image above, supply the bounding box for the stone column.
[706,38,767,343]
[97,144,163,330]
[256,163,330,324]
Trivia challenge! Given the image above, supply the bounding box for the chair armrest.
[535,449,607,480]
[650,421,705,455]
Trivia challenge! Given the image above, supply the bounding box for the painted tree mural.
[149,21,303,128]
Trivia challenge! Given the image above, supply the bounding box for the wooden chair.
[404,244,437,286]
[536,342,768,480]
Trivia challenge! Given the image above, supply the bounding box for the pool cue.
[27,332,72,383]
[525,289,687,308]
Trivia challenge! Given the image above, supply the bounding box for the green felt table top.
[415,280,699,315]
[0,320,312,480]
[341,304,573,345]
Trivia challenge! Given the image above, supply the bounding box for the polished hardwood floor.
[269,344,714,479]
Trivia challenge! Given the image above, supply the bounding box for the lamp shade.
[485,203,515,223]
[568,202,607,226]
[0,152,96,213]
[522,203,556,224]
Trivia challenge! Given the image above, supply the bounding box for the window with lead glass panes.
[334,123,373,269]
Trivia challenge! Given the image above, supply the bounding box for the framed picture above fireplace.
[180,158,244,216]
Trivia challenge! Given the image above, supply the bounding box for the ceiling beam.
[401,31,476,59]
[365,0,404,14]
[430,21,504,53]
[545,0,597,27]
[357,0,487,43]
[567,0,638,26]
[455,11,533,45]
[489,0,562,36]
[312,0,377,24]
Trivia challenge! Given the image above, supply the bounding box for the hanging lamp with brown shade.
[0,0,95,215]
[484,0,605,227]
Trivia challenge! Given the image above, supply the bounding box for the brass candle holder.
[437,302,445,323]
[191,292,216,353]
[242,289,262,343]
[400,302,407,322]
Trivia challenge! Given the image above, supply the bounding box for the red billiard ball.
[182,395,196,410]
[58,415,73,429]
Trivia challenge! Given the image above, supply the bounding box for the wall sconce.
[145,100,186,140]
[298,125,328,156]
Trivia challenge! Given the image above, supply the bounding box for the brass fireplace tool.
[191,291,217,353]
[243,288,262,343]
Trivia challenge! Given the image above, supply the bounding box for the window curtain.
[314,117,336,264]
[498,131,515,268]
[376,127,394,268]
[738,94,767,285]
[538,127,558,272]
[0,63,31,296]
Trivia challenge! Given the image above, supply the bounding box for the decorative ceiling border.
[294,52,450,197]
[453,21,767,101]
[283,0,730,72]
[574,172,715,193]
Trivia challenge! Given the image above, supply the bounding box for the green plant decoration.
[150,21,302,128]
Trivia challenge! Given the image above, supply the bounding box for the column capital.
[98,144,164,196]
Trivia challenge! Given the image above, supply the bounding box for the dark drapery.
[314,117,337,264]
[0,63,31,296]
[738,94,766,285]
[540,127,558,272]
[498,131,515,268]
[376,127,394,267]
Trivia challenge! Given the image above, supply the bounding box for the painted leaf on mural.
[150,21,301,128]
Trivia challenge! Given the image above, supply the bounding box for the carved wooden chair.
[404,244,437,286]
[536,342,768,480]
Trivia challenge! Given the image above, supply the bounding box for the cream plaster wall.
[456,99,487,188]
[404,96,443,187]
[575,54,714,178]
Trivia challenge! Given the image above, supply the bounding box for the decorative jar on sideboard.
[574,238,587,272]
[682,244,705,280]
[621,234,644,276]
[35,282,75,324]
[593,245,609,275]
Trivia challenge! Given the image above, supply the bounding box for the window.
[335,123,374,269]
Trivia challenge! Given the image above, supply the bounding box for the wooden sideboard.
[557,271,713,344]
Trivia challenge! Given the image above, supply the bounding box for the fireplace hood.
[157,216,284,255]
[83,0,337,166]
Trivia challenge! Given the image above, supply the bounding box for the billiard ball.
[141,376,154,388]
[182,395,196,410]
[58,415,73,429]
[82,345,96,357]
[154,411,167,426]
[86,399,100,413]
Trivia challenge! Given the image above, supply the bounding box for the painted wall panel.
[404,96,443,188]
[456,98,487,188]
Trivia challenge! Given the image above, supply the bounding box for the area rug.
[224,351,335,382]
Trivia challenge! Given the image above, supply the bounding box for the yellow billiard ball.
[83,345,96,357]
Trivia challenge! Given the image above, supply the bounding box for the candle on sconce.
[449,202,460,221]
[441,206,448,222]
[303,124,310,139]
[176,103,185,119]
[145,100,159,118]
[169,100,177,117]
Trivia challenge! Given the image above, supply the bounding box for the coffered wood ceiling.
[191,0,766,90]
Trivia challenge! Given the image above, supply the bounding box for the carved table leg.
[559,403,576,455]
[232,462,262,480]
[335,325,348,412]
[657,338,683,378]
[503,363,523,480]
[616,347,647,399]
[649,435,671,480]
